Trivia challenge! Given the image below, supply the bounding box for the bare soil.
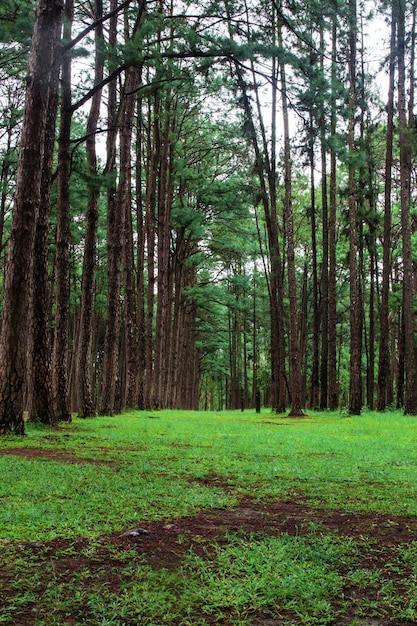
[0,445,119,465]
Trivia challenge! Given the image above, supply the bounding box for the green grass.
[1,408,417,624]
[1,533,352,625]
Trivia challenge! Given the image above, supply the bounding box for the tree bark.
[135,89,146,410]
[52,0,73,423]
[27,28,61,424]
[279,21,304,417]
[328,6,339,410]
[144,94,158,408]
[75,0,104,418]
[122,67,141,409]
[309,130,320,410]
[152,102,173,408]
[319,24,329,410]
[0,0,64,434]
[347,0,362,415]
[398,0,417,414]
[99,0,121,416]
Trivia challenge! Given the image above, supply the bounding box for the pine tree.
[0,0,64,434]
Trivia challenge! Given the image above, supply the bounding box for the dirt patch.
[133,499,417,563]
[4,497,417,625]
[12,498,417,578]
[0,447,119,466]
[189,472,234,492]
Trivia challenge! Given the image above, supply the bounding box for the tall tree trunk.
[171,236,200,410]
[328,6,339,410]
[52,0,73,423]
[309,127,320,409]
[135,90,146,410]
[409,5,417,412]
[252,262,259,408]
[347,0,362,415]
[235,70,286,413]
[279,23,304,417]
[122,67,141,409]
[99,0,120,416]
[75,0,104,418]
[144,94,158,408]
[397,306,405,408]
[398,0,417,414]
[258,15,287,413]
[358,17,376,411]
[0,0,64,435]
[367,247,376,410]
[151,100,174,408]
[167,231,183,408]
[300,262,308,407]
[319,26,329,410]
[27,28,61,424]
[227,0,286,412]
[376,2,395,409]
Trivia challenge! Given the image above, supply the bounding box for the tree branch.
[62,0,134,52]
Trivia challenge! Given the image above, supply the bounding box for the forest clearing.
[1,409,417,625]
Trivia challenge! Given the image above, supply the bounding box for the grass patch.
[2,408,417,624]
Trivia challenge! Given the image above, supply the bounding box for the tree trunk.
[152,98,175,408]
[319,25,329,410]
[122,67,141,409]
[27,28,61,424]
[328,8,339,410]
[227,0,286,412]
[377,4,395,411]
[309,131,320,409]
[135,89,146,410]
[0,0,64,435]
[52,0,73,423]
[357,19,376,412]
[347,0,362,415]
[171,237,200,410]
[233,67,286,413]
[75,0,104,418]
[398,0,417,414]
[99,0,121,416]
[144,94,158,408]
[300,262,308,407]
[279,24,304,418]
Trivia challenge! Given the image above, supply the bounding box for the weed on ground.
[1,409,417,625]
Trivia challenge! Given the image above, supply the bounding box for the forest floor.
[3,411,417,626]
[2,446,417,626]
